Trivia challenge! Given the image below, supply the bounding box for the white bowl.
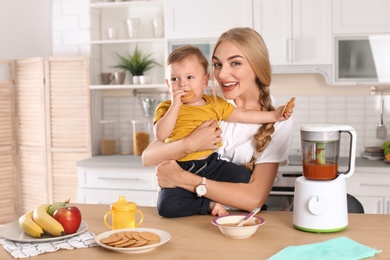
[211,214,265,239]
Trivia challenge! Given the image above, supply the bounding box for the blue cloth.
[267,236,381,260]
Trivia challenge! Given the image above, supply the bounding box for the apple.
[53,206,82,234]
[47,198,70,216]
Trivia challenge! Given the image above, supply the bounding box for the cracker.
[114,239,137,247]
[130,240,148,247]
[181,90,196,102]
[100,235,122,244]
[282,97,296,115]
[107,237,129,246]
[116,231,127,238]
[139,231,161,242]
[131,232,143,241]
[124,231,138,240]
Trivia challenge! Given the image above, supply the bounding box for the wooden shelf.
[90,0,163,9]
[90,84,165,90]
[90,38,164,45]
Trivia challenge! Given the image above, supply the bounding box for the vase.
[132,75,141,85]
[139,75,152,85]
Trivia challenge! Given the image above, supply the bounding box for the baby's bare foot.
[210,202,228,216]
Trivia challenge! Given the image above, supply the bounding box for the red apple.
[53,206,82,234]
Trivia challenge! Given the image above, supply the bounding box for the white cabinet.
[77,155,159,206]
[386,198,390,214]
[333,0,390,34]
[354,196,384,214]
[253,0,332,66]
[89,0,166,89]
[165,0,253,40]
[346,172,390,214]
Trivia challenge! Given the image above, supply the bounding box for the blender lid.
[301,124,343,132]
[300,124,345,142]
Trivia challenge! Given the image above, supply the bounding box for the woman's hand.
[156,160,186,188]
[142,119,222,166]
[184,119,222,153]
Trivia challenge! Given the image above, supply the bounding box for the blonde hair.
[212,27,275,171]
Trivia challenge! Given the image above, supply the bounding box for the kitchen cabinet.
[346,172,390,214]
[89,0,166,89]
[354,196,386,214]
[333,0,390,34]
[253,0,332,66]
[77,155,158,206]
[164,0,253,40]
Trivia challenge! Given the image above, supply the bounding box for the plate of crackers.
[95,228,171,254]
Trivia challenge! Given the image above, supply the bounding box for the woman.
[142,27,293,213]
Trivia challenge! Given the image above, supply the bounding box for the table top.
[1,204,389,259]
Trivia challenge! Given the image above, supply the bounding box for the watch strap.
[200,177,206,185]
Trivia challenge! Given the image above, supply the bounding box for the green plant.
[113,45,159,76]
[383,140,390,155]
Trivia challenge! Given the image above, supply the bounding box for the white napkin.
[0,231,98,259]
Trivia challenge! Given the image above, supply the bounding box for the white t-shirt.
[217,100,293,167]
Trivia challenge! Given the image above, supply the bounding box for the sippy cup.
[104,196,144,230]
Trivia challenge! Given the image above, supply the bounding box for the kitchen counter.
[76,155,148,169]
[1,204,389,259]
[79,155,389,172]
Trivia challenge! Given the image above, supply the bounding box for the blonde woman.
[143,27,293,215]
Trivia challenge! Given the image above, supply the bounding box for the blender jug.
[301,124,357,180]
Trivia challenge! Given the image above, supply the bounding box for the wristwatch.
[195,177,207,197]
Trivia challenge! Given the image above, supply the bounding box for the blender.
[293,124,357,233]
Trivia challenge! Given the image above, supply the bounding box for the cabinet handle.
[360,183,390,187]
[287,38,293,62]
[270,191,294,196]
[98,177,140,181]
[386,200,390,214]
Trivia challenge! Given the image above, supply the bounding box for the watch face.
[196,184,207,196]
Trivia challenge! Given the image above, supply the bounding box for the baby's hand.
[277,98,295,121]
[170,89,185,107]
[275,106,288,121]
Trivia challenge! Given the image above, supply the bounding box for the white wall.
[5,0,386,157]
[0,0,52,59]
[52,0,90,56]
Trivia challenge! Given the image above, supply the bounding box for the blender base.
[292,176,349,233]
[293,224,347,233]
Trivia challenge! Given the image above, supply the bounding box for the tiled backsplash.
[93,96,152,155]
[94,94,390,158]
[277,95,390,158]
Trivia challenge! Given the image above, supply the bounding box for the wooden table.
[1,204,389,259]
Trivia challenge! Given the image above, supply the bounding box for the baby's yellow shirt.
[154,94,235,161]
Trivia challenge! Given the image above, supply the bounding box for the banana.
[19,210,44,238]
[33,204,65,237]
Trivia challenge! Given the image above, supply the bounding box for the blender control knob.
[308,195,328,215]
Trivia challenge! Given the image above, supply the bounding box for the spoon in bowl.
[237,207,261,227]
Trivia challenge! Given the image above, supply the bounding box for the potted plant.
[113,45,160,85]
